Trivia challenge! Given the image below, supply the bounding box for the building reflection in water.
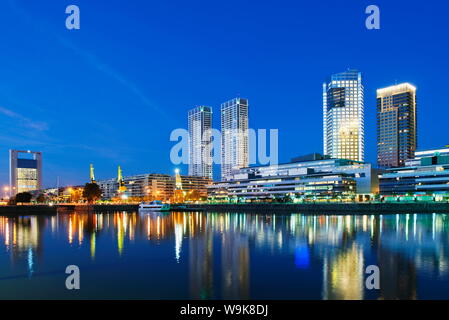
[322,244,364,300]
[189,228,214,299]
[221,232,249,299]
[0,212,448,299]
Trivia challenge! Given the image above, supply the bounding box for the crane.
[90,164,96,183]
[118,165,127,193]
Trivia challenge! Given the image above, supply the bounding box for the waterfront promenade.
[1,202,449,215]
[171,202,449,214]
[0,204,138,215]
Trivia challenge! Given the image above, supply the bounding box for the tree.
[15,192,32,204]
[36,194,46,203]
[82,183,102,203]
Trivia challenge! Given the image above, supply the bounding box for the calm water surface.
[0,211,448,299]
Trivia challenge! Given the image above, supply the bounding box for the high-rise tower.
[188,106,213,179]
[377,83,417,168]
[220,98,249,180]
[323,70,364,162]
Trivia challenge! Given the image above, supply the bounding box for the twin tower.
[188,98,249,181]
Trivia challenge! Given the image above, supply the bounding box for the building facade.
[221,98,249,180]
[323,70,364,162]
[188,106,213,179]
[97,173,212,201]
[9,150,42,196]
[98,174,174,201]
[208,154,378,202]
[379,147,449,201]
[377,83,417,168]
[180,175,212,198]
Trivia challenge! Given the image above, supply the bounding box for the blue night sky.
[0,0,448,187]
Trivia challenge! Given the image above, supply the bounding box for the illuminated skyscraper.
[188,106,213,179]
[9,150,42,196]
[323,70,364,162]
[377,83,417,168]
[221,98,249,180]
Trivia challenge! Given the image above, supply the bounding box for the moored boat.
[139,200,171,212]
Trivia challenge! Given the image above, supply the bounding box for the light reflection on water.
[0,212,448,299]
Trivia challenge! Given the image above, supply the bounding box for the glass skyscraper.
[188,106,213,179]
[323,70,364,162]
[377,83,417,168]
[221,98,249,180]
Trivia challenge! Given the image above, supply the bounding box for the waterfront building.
[323,70,364,162]
[180,175,212,198]
[97,173,212,201]
[377,83,417,168]
[188,106,213,179]
[9,150,42,196]
[379,147,449,201]
[221,98,249,180]
[98,174,174,201]
[208,154,378,202]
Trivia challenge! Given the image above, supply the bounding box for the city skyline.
[0,0,448,187]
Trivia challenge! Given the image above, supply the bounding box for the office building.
[323,70,364,162]
[188,106,213,179]
[379,147,449,201]
[9,150,42,196]
[377,83,417,168]
[221,98,249,180]
[208,154,378,202]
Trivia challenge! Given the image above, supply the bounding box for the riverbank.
[0,205,57,215]
[1,202,449,216]
[57,204,140,212]
[0,204,139,215]
[171,202,449,214]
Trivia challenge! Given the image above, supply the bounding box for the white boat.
[139,201,171,212]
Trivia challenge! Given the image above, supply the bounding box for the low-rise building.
[379,147,449,201]
[209,154,379,202]
[97,173,212,201]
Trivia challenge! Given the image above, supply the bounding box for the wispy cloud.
[57,37,169,120]
[0,106,48,131]
[7,0,169,120]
